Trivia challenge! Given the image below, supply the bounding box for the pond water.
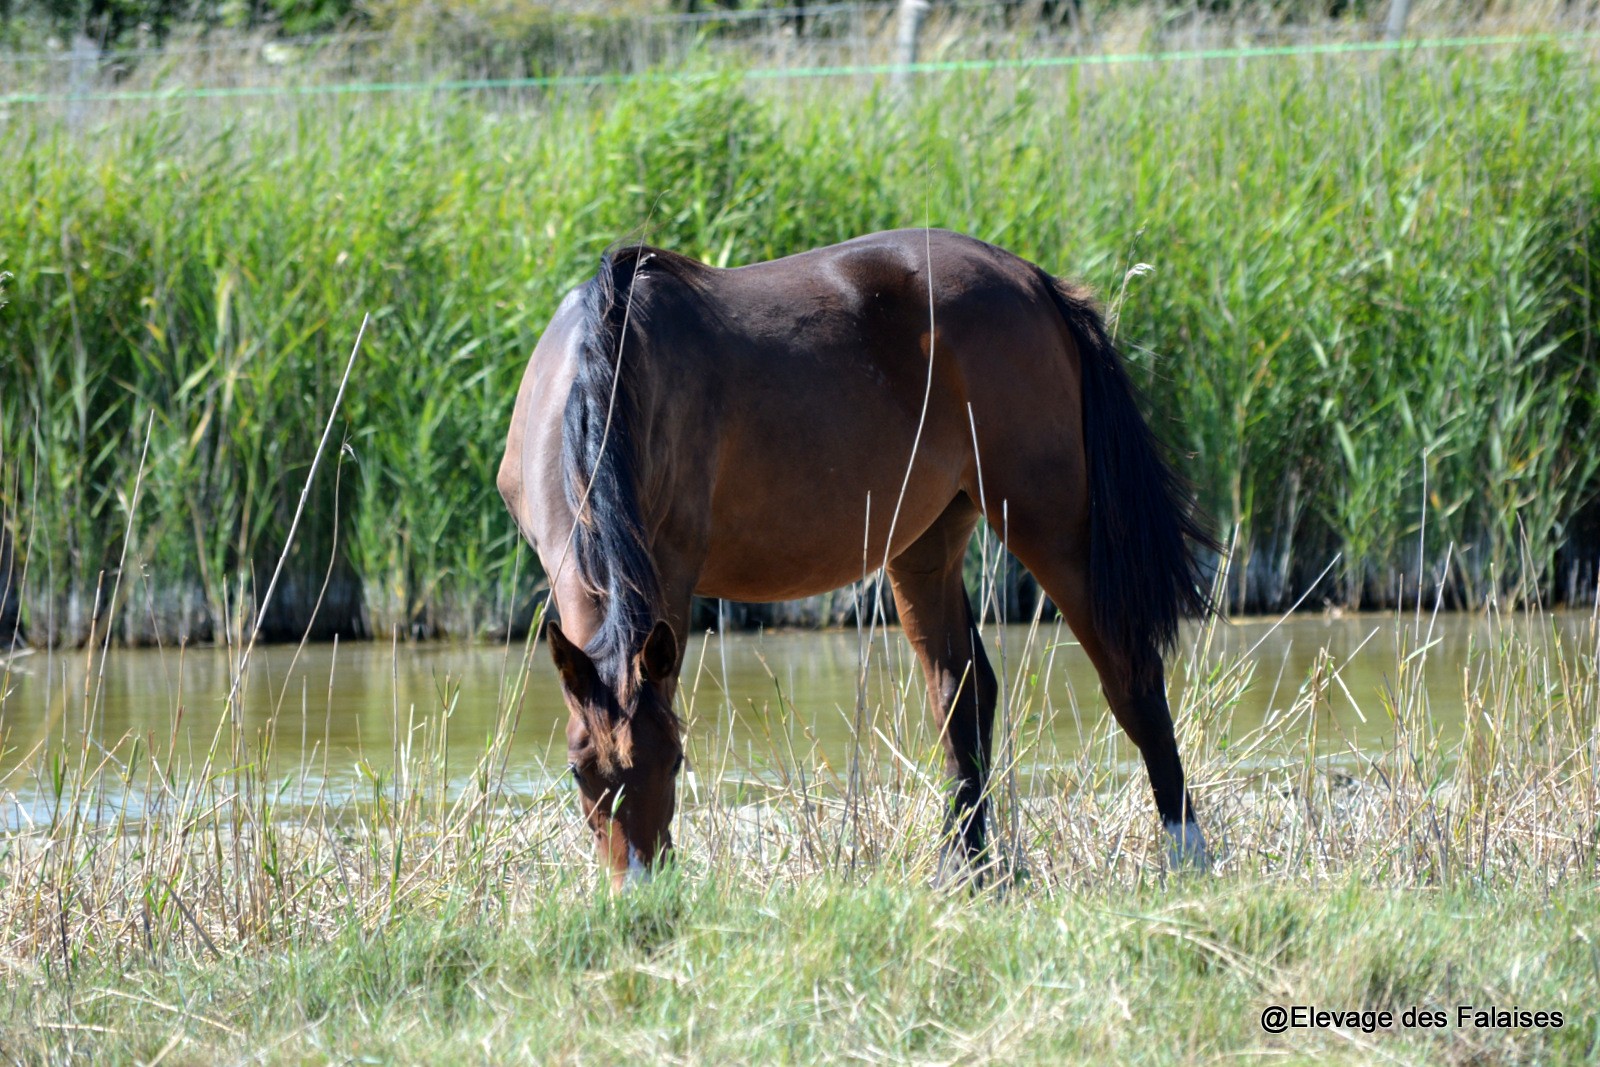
[0,612,1591,809]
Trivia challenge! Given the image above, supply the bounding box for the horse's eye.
[568,762,581,784]
[673,753,685,775]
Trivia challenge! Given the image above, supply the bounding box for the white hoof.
[1165,820,1211,871]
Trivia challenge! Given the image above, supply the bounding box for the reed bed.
[3,42,1599,645]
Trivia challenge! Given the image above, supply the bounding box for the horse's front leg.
[886,498,996,880]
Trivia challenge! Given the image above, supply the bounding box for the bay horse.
[497,229,1215,889]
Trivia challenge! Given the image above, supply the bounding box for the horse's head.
[547,619,683,891]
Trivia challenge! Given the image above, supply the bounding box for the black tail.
[1045,277,1218,683]
[561,242,708,667]
[561,245,665,666]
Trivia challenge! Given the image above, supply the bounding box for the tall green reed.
[1,46,1596,644]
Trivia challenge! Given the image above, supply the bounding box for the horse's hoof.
[933,848,989,892]
[1164,820,1212,873]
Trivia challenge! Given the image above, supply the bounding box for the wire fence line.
[2,26,1596,106]
[0,0,1266,64]
[0,0,877,61]
[1,1,889,106]
[3,0,1597,103]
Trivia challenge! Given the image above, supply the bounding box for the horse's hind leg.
[1002,521,1208,868]
[885,495,997,878]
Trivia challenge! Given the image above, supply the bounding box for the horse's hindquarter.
[693,231,1083,602]
[499,291,580,549]
[496,292,617,641]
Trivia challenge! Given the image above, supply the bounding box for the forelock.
[575,649,681,774]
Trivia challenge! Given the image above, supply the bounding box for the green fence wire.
[3,28,1597,106]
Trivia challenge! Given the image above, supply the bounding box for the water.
[0,612,1590,808]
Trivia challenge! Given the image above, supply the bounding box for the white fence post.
[893,0,929,90]
[1384,0,1412,42]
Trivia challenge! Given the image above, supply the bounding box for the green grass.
[3,44,1599,643]
[0,567,1596,1062]
[4,875,1597,1064]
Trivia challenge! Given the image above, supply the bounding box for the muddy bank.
[10,535,1600,650]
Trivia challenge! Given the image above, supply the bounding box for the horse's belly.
[694,465,960,602]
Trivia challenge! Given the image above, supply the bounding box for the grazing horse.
[498,229,1215,889]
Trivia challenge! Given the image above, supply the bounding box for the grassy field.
[1,587,1596,1063]
[3,42,1599,644]
[3,876,1596,1064]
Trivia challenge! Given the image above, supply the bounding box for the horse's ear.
[547,621,598,701]
[640,620,678,683]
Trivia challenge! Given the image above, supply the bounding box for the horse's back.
[716,229,1077,380]
[727,228,1043,307]
[689,231,1089,599]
